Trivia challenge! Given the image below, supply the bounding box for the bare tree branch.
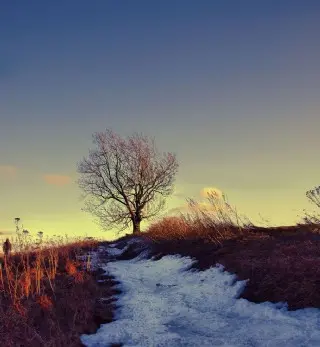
[77,129,179,233]
[306,186,320,208]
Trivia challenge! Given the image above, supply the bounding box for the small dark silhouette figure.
[3,238,12,257]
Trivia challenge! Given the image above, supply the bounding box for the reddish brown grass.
[0,238,118,347]
[144,211,320,311]
[37,295,53,311]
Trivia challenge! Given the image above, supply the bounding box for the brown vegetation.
[0,238,118,347]
[1,191,319,346]
[142,194,320,311]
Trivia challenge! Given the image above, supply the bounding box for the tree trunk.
[132,217,141,233]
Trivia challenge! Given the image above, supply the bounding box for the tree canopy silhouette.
[78,129,179,233]
[306,186,320,208]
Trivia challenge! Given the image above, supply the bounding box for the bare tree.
[303,186,320,225]
[306,186,320,208]
[77,129,179,234]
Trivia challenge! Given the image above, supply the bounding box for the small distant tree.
[303,186,320,225]
[77,129,179,234]
[306,186,320,208]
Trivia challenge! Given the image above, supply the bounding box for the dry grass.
[143,194,320,311]
[0,237,118,347]
[146,193,254,244]
[1,191,319,345]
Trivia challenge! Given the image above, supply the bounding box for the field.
[2,200,320,346]
[0,236,119,347]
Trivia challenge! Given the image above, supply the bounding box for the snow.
[76,247,105,271]
[81,246,320,347]
[106,237,151,259]
[107,245,129,256]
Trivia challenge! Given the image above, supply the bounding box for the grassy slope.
[140,218,320,310]
[2,217,320,346]
[0,240,118,347]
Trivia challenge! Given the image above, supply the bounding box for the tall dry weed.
[147,192,251,244]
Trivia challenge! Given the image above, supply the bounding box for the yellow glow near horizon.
[0,176,317,241]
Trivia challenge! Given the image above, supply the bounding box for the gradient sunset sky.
[1,1,320,239]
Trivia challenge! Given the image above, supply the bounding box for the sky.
[1,1,320,239]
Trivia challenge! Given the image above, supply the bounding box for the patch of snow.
[107,246,128,256]
[81,255,320,347]
[80,250,101,271]
[132,248,151,260]
[106,238,151,259]
[113,236,146,249]
[76,245,107,271]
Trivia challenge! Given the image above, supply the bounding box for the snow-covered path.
[81,245,320,347]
